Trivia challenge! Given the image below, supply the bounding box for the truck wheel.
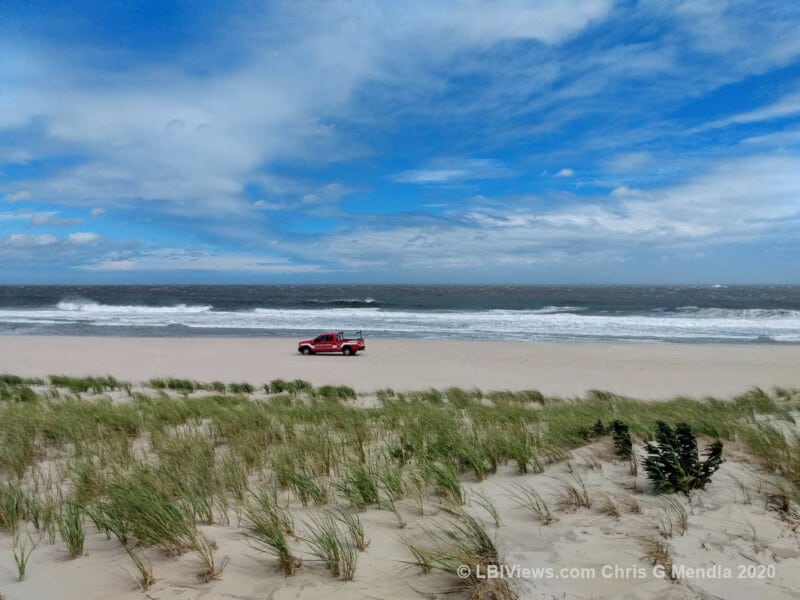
[300,347,312,355]
[343,347,353,356]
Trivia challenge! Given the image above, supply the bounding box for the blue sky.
[1,0,799,283]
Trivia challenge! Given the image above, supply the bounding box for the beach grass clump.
[146,377,200,393]
[740,423,800,491]
[193,530,229,582]
[289,472,329,506]
[267,379,313,395]
[59,502,86,558]
[304,512,361,580]
[123,544,155,590]
[506,481,553,524]
[244,490,300,575]
[0,412,38,481]
[271,449,300,489]
[314,385,357,402]
[151,431,220,524]
[472,488,502,527]
[336,462,380,510]
[97,468,197,556]
[504,425,544,474]
[405,388,444,404]
[337,510,368,551]
[0,374,45,386]
[12,532,38,581]
[304,513,342,576]
[0,483,27,534]
[425,461,465,505]
[404,509,517,599]
[656,496,689,537]
[374,458,406,502]
[68,458,108,507]
[0,381,39,403]
[557,470,592,511]
[643,422,723,495]
[642,536,675,580]
[48,375,125,394]
[486,389,545,405]
[444,387,480,408]
[227,382,254,394]
[217,453,249,506]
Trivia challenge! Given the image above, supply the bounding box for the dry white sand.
[1,440,798,600]
[2,335,800,398]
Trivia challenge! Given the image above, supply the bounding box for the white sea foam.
[56,301,212,313]
[1,301,799,342]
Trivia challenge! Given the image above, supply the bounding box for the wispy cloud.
[698,90,800,131]
[66,231,99,245]
[1,233,58,248]
[80,248,325,273]
[28,212,84,227]
[4,191,31,202]
[391,158,513,184]
[290,153,800,272]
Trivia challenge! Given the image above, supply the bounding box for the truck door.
[322,334,336,351]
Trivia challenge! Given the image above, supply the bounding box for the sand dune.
[2,338,800,599]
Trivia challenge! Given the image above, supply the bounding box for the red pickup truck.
[298,331,365,356]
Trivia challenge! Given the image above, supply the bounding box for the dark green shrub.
[643,421,723,495]
[610,420,632,460]
[591,419,607,438]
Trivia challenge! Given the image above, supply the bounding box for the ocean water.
[0,285,799,343]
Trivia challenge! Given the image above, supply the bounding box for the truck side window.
[314,335,324,342]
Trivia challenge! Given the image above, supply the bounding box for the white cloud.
[554,168,574,178]
[1,233,58,247]
[82,259,136,271]
[80,248,325,273]
[29,212,84,227]
[67,232,100,245]
[606,152,652,173]
[301,183,353,205]
[0,1,612,216]
[392,158,513,184]
[4,191,31,202]
[699,90,800,131]
[90,208,105,217]
[293,153,800,271]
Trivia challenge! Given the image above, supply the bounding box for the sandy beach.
[1,340,799,599]
[2,335,800,398]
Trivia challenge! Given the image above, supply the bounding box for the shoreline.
[3,335,800,398]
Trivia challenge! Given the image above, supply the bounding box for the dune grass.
[404,508,518,599]
[244,490,301,575]
[59,502,86,558]
[0,379,798,595]
[12,532,37,581]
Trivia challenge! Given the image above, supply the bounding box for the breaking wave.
[0,299,798,343]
